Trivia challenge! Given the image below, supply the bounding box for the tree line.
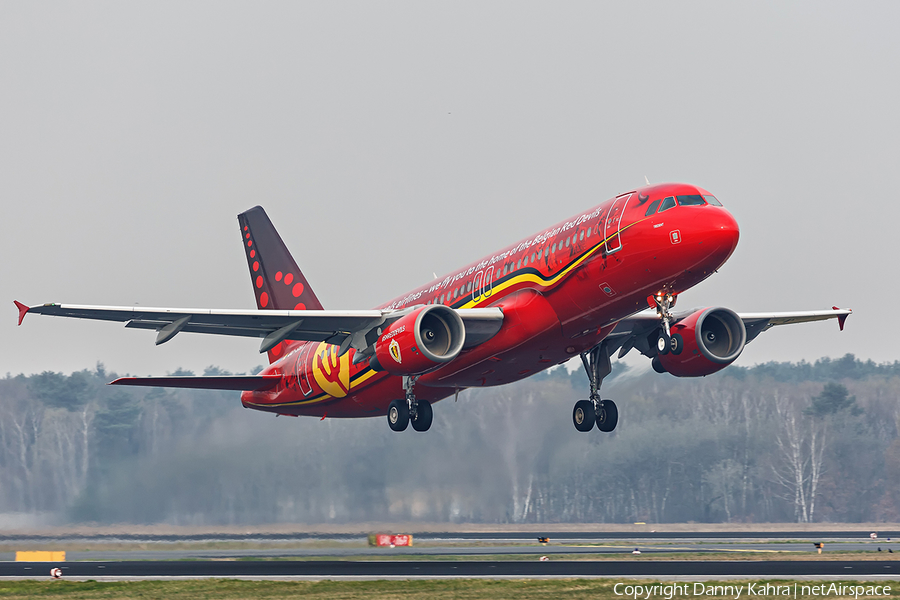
[0,354,897,526]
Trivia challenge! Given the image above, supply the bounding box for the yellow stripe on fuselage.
[457,219,643,309]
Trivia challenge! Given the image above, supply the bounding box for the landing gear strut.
[653,293,677,355]
[388,376,433,433]
[573,343,618,433]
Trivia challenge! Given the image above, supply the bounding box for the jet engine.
[654,307,746,377]
[370,305,466,376]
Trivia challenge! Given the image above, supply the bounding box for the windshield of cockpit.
[644,194,723,216]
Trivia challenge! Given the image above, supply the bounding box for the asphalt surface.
[2,560,899,578]
[0,542,893,562]
[2,531,898,580]
[2,530,897,543]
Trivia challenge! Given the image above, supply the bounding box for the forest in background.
[0,354,898,527]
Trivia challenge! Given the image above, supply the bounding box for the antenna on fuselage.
[644,175,650,186]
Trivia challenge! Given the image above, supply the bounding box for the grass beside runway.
[0,579,898,599]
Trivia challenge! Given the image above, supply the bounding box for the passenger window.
[645,199,661,216]
[552,242,557,253]
[677,195,706,206]
[703,194,723,206]
[579,230,584,241]
[659,196,676,212]
[439,294,445,303]
[586,227,591,237]
[531,252,535,262]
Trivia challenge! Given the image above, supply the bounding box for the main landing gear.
[573,343,618,433]
[387,375,433,433]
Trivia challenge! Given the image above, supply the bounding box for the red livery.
[15,183,850,433]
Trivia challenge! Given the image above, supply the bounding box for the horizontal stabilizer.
[109,375,281,391]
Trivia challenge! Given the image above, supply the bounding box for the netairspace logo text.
[614,583,892,600]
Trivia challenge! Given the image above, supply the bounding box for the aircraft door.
[295,342,315,396]
[483,266,494,298]
[472,267,494,303]
[603,193,632,254]
[472,271,484,303]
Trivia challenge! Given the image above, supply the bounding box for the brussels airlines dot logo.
[313,342,351,398]
[389,339,402,364]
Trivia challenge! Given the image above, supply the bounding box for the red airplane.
[15,183,850,433]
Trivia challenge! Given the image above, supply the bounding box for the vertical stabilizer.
[238,206,323,311]
[238,206,324,361]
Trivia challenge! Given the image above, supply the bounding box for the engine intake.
[656,307,746,377]
[371,305,466,376]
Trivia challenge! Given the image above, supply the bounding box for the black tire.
[596,399,618,432]
[411,400,433,432]
[573,400,596,432]
[670,333,684,355]
[387,399,409,432]
[657,330,671,355]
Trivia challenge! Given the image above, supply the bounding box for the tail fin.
[238,206,324,312]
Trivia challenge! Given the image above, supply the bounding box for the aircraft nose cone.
[711,208,740,261]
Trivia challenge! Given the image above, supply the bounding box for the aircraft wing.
[605,306,851,358]
[14,301,504,354]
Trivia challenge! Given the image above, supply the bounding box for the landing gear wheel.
[657,331,671,355]
[573,400,596,432]
[596,399,618,432]
[411,400,433,432]
[669,333,683,354]
[387,399,409,432]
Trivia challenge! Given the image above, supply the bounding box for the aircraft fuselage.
[241,182,739,417]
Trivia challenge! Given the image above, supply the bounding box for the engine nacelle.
[656,307,746,377]
[371,305,466,376]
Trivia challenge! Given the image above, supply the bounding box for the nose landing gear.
[653,293,677,355]
[573,343,618,433]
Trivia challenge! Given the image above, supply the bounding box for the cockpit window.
[703,194,723,206]
[677,195,706,206]
[645,198,661,216]
[658,196,676,212]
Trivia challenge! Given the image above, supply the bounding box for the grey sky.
[3,2,898,377]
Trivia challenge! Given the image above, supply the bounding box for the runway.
[0,542,892,562]
[2,530,898,580]
[1,530,896,562]
[2,530,897,543]
[2,559,898,579]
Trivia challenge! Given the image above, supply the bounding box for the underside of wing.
[15,301,504,355]
[738,307,851,342]
[605,306,851,358]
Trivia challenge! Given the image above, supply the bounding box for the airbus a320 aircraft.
[15,183,850,433]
